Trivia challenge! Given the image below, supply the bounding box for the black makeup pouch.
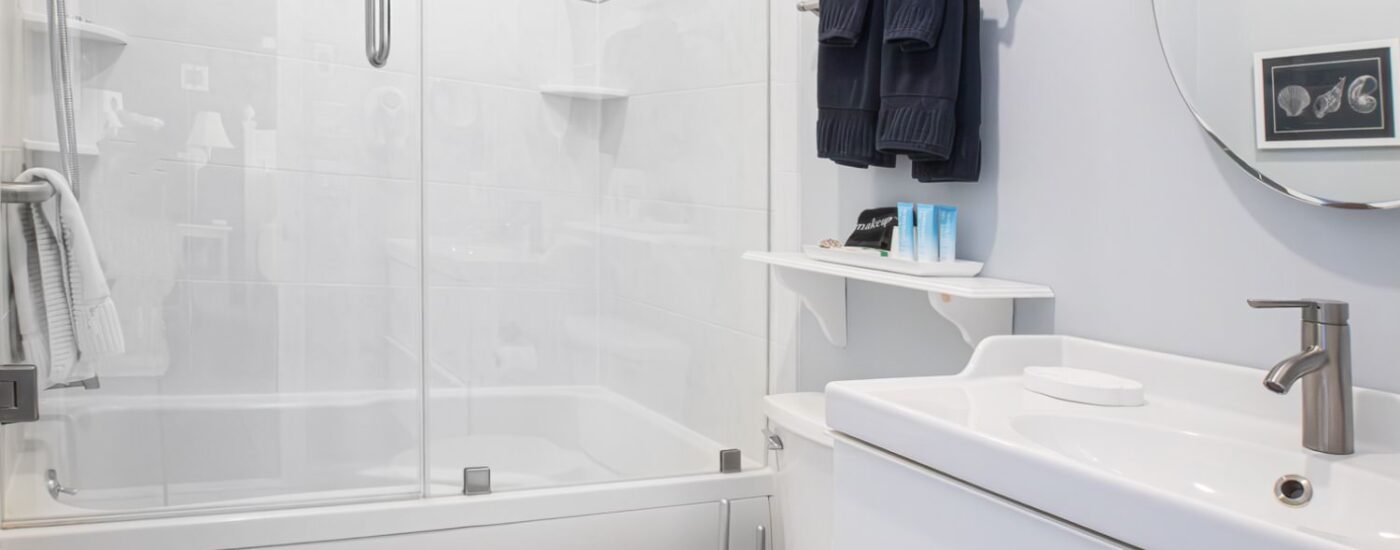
[844,207,898,250]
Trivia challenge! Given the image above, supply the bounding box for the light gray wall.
[795,0,1400,393]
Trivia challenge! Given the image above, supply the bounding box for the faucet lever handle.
[1248,299,1318,309]
[1248,299,1349,325]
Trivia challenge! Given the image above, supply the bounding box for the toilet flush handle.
[762,428,784,451]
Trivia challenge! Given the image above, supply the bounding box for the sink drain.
[1274,475,1312,507]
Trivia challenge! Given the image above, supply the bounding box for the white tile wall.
[593,0,771,462]
[74,0,423,74]
[424,78,601,194]
[601,84,768,210]
[424,0,597,89]
[599,0,767,95]
[0,1,18,153]
[424,182,599,289]
[429,286,599,388]
[598,196,767,337]
[597,295,766,458]
[0,0,16,369]
[1,2,22,184]
[422,0,608,495]
[422,0,772,473]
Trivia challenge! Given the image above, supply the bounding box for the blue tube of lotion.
[937,205,958,262]
[915,204,937,263]
[896,202,916,261]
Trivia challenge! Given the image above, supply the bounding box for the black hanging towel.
[817,0,898,168]
[876,0,964,161]
[885,0,948,51]
[913,0,982,182]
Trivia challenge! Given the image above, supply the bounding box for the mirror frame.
[1150,1,1400,210]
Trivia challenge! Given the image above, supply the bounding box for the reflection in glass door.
[0,0,423,525]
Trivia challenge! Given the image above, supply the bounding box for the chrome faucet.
[1249,299,1353,455]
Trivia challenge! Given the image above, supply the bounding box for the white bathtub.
[0,386,771,549]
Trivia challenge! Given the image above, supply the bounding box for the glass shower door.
[0,0,423,525]
[421,0,771,496]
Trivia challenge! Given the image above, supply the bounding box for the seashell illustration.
[1348,75,1379,114]
[1277,85,1311,117]
[1313,77,1345,119]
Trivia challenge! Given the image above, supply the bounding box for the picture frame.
[1254,39,1400,149]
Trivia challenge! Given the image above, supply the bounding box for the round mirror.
[1153,0,1400,209]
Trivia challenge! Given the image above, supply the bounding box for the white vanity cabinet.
[832,438,1130,550]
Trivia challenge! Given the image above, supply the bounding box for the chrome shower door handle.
[365,0,391,68]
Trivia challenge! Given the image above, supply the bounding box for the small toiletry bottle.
[915,204,937,263]
[936,205,958,262]
[896,203,916,261]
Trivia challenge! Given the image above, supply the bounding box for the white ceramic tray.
[803,245,983,277]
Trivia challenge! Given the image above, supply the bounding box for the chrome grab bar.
[797,0,820,14]
[365,0,391,68]
[1,176,56,205]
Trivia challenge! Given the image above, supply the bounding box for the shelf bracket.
[771,266,847,348]
[927,293,1013,348]
[771,266,1020,349]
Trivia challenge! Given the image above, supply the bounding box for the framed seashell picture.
[1255,39,1400,149]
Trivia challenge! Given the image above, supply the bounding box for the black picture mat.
[1261,46,1395,142]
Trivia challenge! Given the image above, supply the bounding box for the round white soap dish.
[1022,367,1145,407]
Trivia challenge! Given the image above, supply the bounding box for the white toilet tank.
[764,393,834,550]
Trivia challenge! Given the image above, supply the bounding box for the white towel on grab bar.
[7,168,123,386]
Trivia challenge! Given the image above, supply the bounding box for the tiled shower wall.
[420,0,606,492]
[422,0,603,394]
[0,4,19,182]
[769,0,802,396]
[594,0,770,464]
[423,0,772,468]
[0,1,17,369]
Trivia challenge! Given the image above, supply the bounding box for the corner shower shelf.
[21,13,130,46]
[23,139,99,157]
[744,251,1054,348]
[539,85,630,100]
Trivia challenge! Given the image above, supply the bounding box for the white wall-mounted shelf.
[22,13,130,46]
[23,139,99,157]
[539,85,630,101]
[744,251,1053,348]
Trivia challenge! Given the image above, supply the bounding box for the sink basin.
[827,336,1400,549]
[1013,415,1400,543]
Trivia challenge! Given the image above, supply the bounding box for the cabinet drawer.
[834,438,1132,550]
